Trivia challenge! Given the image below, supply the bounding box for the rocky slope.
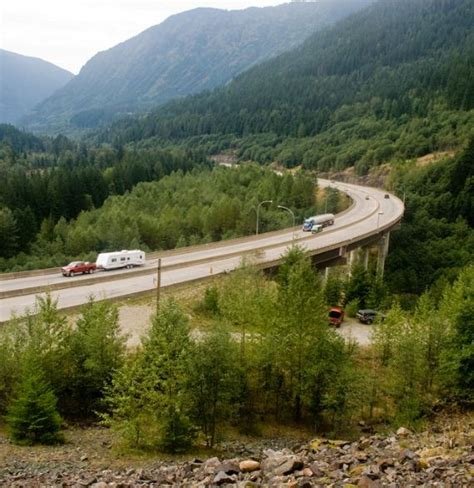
[1,416,472,486]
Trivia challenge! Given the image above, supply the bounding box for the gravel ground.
[117,305,373,348]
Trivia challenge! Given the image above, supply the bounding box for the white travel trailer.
[96,250,146,270]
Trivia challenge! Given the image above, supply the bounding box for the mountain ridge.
[24,0,373,134]
[0,49,73,124]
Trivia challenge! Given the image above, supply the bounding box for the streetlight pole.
[377,211,384,230]
[256,200,273,235]
[278,205,296,239]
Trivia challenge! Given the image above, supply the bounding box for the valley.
[0,0,472,482]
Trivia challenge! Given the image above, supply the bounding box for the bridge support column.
[347,250,356,276]
[363,247,369,271]
[323,266,330,284]
[377,232,390,278]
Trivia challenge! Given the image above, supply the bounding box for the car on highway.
[61,261,96,277]
[356,309,385,324]
[311,224,323,234]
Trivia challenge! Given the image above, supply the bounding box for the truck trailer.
[96,250,146,270]
[302,213,335,231]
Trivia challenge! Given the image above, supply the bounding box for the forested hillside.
[98,0,474,174]
[0,50,73,123]
[386,139,474,295]
[0,124,208,265]
[25,0,372,134]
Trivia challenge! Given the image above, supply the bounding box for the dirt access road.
[116,304,372,348]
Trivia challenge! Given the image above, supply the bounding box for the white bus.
[96,250,146,270]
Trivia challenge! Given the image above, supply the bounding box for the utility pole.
[156,258,162,312]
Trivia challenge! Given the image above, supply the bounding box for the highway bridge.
[0,180,404,322]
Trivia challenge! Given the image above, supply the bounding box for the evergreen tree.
[188,326,239,447]
[6,359,62,445]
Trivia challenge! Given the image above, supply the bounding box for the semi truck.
[302,213,335,231]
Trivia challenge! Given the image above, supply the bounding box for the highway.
[0,180,404,321]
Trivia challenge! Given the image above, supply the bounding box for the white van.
[96,250,146,270]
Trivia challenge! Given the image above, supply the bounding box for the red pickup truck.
[61,261,96,277]
[328,307,344,327]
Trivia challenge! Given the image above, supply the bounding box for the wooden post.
[156,258,162,311]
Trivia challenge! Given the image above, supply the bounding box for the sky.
[1,0,286,74]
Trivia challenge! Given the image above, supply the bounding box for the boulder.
[239,460,260,473]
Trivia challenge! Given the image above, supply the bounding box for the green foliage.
[0,206,18,258]
[323,272,345,307]
[6,360,62,445]
[387,140,474,293]
[66,299,126,417]
[188,326,239,447]
[0,294,127,423]
[103,300,196,452]
[195,284,220,316]
[345,299,360,319]
[438,266,474,400]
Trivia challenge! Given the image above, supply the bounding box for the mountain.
[25,0,373,134]
[0,50,73,124]
[98,0,473,173]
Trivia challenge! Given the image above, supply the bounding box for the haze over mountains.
[0,50,73,124]
[24,0,373,134]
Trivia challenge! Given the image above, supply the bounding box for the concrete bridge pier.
[377,232,391,278]
[363,247,370,271]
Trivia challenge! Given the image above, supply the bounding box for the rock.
[80,455,88,462]
[203,457,221,474]
[219,460,239,474]
[90,483,108,488]
[396,427,411,437]
[349,465,365,477]
[417,459,430,470]
[239,460,260,472]
[272,457,304,476]
[358,475,381,487]
[400,449,417,461]
[308,462,325,477]
[213,470,235,485]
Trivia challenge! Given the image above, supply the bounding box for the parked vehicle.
[356,309,384,324]
[328,307,344,327]
[61,261,96,277]
[96,250,146,270]
[302,213,335,231]
[311,224,323,234]
[384,193,390,199]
